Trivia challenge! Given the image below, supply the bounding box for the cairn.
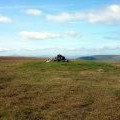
[46,54,69,62]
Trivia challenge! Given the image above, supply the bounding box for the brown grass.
[0,57,120,120]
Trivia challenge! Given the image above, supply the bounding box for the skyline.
[0,0,120,57]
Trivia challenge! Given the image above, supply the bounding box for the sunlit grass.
[0,58,120,120]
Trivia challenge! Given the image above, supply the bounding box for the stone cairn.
[46,54,69,62]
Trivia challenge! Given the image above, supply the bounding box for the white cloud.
[46,4,120,24]
[19,31,80,40]
[0,15,12,23]
[0,48,11,52]
[85,4,120,23]
[46,12,74,22]
[19,31,62,40]
[22,4,120,24]
[64,31,79,37]
[24,9,43,16]
[0,48,4,52]
[24,46,120,52]
[46,12,85,22]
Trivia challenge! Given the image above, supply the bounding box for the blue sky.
[0,0,120,57]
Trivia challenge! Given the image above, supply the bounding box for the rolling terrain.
[78,55,120,62]
[0,57,120,120]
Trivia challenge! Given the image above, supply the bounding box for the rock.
[97,69,104,72]
[45,54,69,62]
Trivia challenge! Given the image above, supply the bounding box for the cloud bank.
[0,48,11,52]
[0,15,12,23]
[46,4,120,23]
[24,9,43,16]
[19,31,79,40]
[19,31,62,40]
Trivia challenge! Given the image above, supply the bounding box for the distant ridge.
[77,55,120,62]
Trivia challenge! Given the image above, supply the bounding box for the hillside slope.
[78,55,120,62]
[0,57,120,120]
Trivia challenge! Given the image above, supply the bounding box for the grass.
[0,57,120,120]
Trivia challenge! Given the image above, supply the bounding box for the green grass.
[0,58,120,120]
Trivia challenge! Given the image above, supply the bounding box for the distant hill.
[77,55,120,62]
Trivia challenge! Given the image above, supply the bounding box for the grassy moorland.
[0,57,120,120]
